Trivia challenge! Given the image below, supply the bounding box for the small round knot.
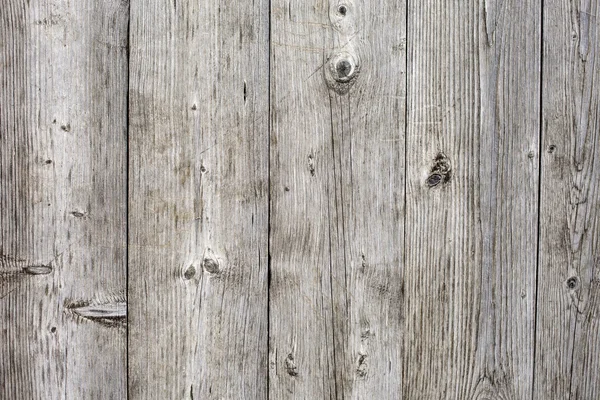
[547,145,556,153]
[203,257,220,274]
[566,276,579,290]
[325,52,360,94]
[335,58,355,82]
[183,266,196,280]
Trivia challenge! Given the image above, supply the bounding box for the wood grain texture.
[127,0,269,398]
[534,0,600,398]
[404,1,541,398]
[0,1,128,399]
[269,0,405,398]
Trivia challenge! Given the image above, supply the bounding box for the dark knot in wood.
[334,58,355,82]
[183,265,196,280]
[325,52,360,95]
[426,152,452,188]
[356,354,367,377]
[22,264,53,275]
[566,276,579,290]
[285,353,299,377]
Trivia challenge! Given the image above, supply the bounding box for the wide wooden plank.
[269,0,406,398]
[534,0,600,398]
[127,0,269,398]
[404,1,541,398]
[0,1,128,398]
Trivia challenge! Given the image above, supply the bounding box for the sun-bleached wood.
[269,0,406,398]
[404,1,541,398]
[534,0,600,398]
[0,1,128,398]
[127,0,270,398]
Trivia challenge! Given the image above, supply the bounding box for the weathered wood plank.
[534,0,600,398]
[127,0,269,398]
[0,1,128,398]
[269,0,406,398]
[404,1,541,398]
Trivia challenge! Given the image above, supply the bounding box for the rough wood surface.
[127,0,270,398]
[403,1,541,398]
[534,0,600,399]
[2,1,600,398]
[0,1,128,399]
[269,0,405,398]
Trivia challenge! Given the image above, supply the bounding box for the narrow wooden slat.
[0,1,128,398]
[404,1,541,398]
[269,0,406,398]
[127,0,269,398]
[534,0,600,398]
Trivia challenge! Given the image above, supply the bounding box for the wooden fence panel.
[269,0,406,398]
[128,0,270,398]
[534,0,600,398]
[404,1,541,398]
[0,1,128,398]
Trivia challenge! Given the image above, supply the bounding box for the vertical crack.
[531,0,544,398]
[402,0,409,396]
[266,0,272,397]
[125,1,132,398]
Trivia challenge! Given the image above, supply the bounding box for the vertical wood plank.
[128,0,269,398]
[404,1,541,398]
[535,0,600,398]
[0,1,128,399]
[269,0,406,398]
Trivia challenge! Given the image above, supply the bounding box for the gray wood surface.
[127,0,269,398]
[0,1,128,399]
[404,1,541,398]
[269,0,405,398]
[534,0,600,399]
[2,1,600,399]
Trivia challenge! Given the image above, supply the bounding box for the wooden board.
[534,0,600,398]
[403,1,541,398]
[269,0,406,398]
[127,0,270,398]
[0,1,128,398]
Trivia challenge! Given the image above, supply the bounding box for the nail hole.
[200,165,207,173]
[45,159,53,164]
[50,327,57,333]
[338,5,348,15]
[548,145,556,153]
